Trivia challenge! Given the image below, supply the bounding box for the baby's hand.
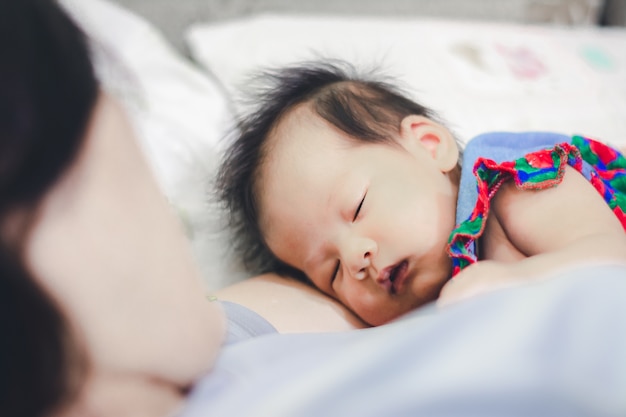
[437,260,528,307]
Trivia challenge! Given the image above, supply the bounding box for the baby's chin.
[355,272,450,326]
[358,302,421,327]
[376,285,446,325]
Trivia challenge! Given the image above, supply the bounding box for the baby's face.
[259,107,459,325]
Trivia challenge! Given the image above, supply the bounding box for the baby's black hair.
[217,60,444,280]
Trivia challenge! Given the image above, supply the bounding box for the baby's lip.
[378,260,409,295]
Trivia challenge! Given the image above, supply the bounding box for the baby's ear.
[399,115,459,172]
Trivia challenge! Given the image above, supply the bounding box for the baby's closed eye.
[353,192,367,221]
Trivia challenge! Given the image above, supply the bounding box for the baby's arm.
[440,165,626,305]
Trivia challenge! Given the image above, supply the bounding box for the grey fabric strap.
[220,300,278,345]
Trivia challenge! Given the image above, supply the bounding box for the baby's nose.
[344,237,377,280]
[352,255,371,280]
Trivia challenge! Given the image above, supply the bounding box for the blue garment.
[455,131,596,260]
[179,264,626,417]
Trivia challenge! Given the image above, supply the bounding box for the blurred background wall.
[112,0,625,53]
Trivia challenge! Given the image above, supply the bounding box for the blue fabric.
[180,264,626,417]
[455,131,595,259]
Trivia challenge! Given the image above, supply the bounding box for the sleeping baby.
[216,59,626,326]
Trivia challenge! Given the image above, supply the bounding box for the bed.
[61,0,626,292]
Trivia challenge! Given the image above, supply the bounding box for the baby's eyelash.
[353,192,366,221]
[331,261,340,283]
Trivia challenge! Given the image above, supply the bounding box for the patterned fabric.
[447,136,626,276]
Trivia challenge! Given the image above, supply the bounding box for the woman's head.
[1,1,224,416]
[218,61,461,325]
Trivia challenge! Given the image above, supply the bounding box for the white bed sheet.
[187,14,626,147]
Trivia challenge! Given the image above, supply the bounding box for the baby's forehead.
[257,106,337,237]
[271,103,326,139]
[261,105,351,185]
[266,105,342,158]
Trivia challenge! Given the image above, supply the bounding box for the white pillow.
[61,0,251,289]
[186,14,626,148]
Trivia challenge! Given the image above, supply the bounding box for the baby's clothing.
[448,132,626,275]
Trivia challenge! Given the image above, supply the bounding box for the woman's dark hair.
[0,0,98,416]
[217,60,443,282]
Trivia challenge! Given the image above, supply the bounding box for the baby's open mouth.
[380,260,409,295]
